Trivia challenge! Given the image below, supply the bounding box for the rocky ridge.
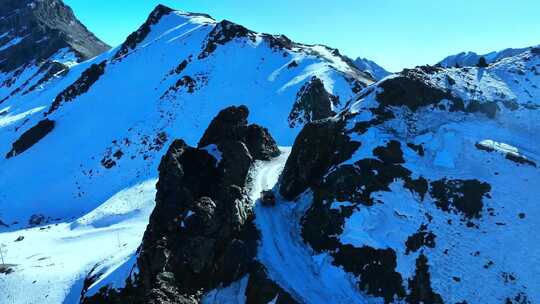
[277,49,540,303]
[83,106,295,304]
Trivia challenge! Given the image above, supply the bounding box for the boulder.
[198,105,280,162]
[245,125,281,161]
[288,76,339,128]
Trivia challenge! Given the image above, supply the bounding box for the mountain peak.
[149,3,175,19]
[0,0,110,72]
[354,57,390,80]
[113,4,216,60]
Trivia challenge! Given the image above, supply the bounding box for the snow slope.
[249,149,368,303]
[0,7,372,225]
[286,47,540,303]
[0,179,156,304]
[0,5,372,304]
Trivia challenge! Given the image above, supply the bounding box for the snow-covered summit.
[0,4,374,303]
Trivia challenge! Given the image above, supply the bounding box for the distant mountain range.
[437,45,539,68]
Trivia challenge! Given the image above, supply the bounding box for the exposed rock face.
[290,137,436,302]
[407,255,443,304]
[288,76,339,127]
[270,40,539,302]
[261,34,294,51]
[137,138,258,302]
[377,68,456,111]
[0,0,109,73]
[245,262,298,304]
[430,178,491,219]
[47,61,107,114]
[84,106,291,303]
[113,5,174,60]
[333,245,406,302]
[375,67,509,118]
[280,116,360,200]
[198,105,280,161]
[198,20,255,59]
[0,264,14,275]
[6,118,55,158]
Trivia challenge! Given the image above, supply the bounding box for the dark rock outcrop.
[475,141,537,167]
[198,105,280,161]
[261,34,294,51]
[333,245,406,303]
[377,69,456,111]
[47,61,107,114]
[245,263,298,304]
[199,20,255,59]
[281,106,469,302]
[430,178,492,219]
[22,61,70,95]
[84,105,290,303]
[465,100,499,119]
[0,0,109,73]
[405,226,436,254]
[406,255,443,304]
[113,4,174,60]
[374,140,405,164]
[376,68,504,119]
[0,264,14,275]
[505,153,537,167]
[280,116,360,200]
[6,119,55,158]
[288,76,339,128]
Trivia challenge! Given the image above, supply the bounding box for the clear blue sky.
[65,0,540,72]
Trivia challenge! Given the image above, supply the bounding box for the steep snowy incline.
[0,179,156,304]
[0,5,373,227]
[0,4,375,304]
[249,149,368,303]
[274,47,540,304]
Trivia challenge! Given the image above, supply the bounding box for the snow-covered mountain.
[82,46,540,304]
[275,48,540,303]
[0,3,374,303]
[437,45,539,68]
[0,1,539,304]
[354,57,390,80]
[0,0,110,99]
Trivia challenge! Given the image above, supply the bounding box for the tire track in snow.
[249,148,368,304]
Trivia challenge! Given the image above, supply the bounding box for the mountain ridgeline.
[0,2,539,304]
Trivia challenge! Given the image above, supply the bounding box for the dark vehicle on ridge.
[261,190,276,206]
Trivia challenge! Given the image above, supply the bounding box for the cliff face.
[0,0,109,72]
